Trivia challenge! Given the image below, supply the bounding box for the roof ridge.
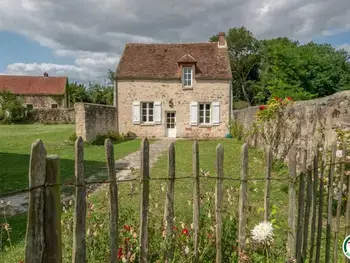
[0,74,67,78]
[126,42,215,46]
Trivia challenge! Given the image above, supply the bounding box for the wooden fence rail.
[22,137,348,263]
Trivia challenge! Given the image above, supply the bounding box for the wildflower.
[69,199,73,206]
[161,184,165,192]
[286,96,293,101]
[251,221,274,245]
[336,150,343,158]
[133,232,138,238]
[259,105,266,111]
[124,225,131,231]
[117,247,123,259]
[172,226,178,231]
[130,254,136,262]
[3,223,10,231]
[190,223,194,230]
[184,246,190,255]
[181,222,185,229]
[182,228,189,236]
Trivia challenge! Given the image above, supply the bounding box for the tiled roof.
[116,42,232,80]
[0,75,67,95]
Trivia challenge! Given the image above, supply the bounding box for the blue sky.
[0,0,349,83]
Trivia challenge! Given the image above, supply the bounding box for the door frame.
[165,110,176,138]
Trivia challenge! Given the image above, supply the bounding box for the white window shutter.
[212,102,220,125]
[132,101,140,124]
[154,101,162,124]
[190,102,198,126]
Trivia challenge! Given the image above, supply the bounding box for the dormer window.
[182,67,193,87]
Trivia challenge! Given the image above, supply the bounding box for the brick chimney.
[218,32,227,48]
[43,72,49,77]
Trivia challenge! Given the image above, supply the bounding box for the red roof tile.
[116,42,232,80]
[0,75,67,95]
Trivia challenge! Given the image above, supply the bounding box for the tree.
[210,27,261,106]
[0,90,26,123]
[67,82,89,105]
[87,82,113,105]
[256,38,350,101]
[107,69,116,85]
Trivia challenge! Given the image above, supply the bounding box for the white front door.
[166,112,176,138]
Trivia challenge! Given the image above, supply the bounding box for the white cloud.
[1,0,350,82]
[338,44,350,53]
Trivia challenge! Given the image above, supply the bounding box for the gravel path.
[0,139,175,216]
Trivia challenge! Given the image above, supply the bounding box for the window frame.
[182,66,193,87]
[198,102,211,125]
[26,104,33,111]
[141,102,154,124]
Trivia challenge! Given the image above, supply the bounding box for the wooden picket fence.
[23,137,349,263]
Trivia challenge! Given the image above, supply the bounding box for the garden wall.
[75,103,117,141]
[27,108,75,124]
[232,91,350,162]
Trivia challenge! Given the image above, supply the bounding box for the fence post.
[192,140,200,262]
[316,143,327,263]
[309,145,319,262]
[325,141,337,263]
[215,144,224,263]
[73,137,86,263]
[238,143,248,253]
[44,155,62,263]
[25,139,47,263]
[302,164,312,262]
[105,139,119,263]
[139,138,150,263]
[264,145,272,221]
[296,149,306,262]
[287,145,296,260]
[334,137,347,263]
[345,138,350,263]
[164,142,175,263]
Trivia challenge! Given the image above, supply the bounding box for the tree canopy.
[210,27,350,106]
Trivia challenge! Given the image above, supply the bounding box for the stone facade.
[232,91,350,162]
[117,79,231,138]
[23,94,67,109]
[75,103,117,141]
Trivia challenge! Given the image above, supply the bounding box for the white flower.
[184,246,189,255]
[251,221,274,245]
[336,150,343,158]
[161,184,165,192]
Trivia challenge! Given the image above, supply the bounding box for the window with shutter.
[190,102,198,126]
[212,102,220,125]
[154,101,162,124]
[132,101,141,124]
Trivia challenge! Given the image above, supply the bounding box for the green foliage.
[87,82,113,105]
[230,120,245,141]
[67,82,89,104]
[68,132,77,143]
[211,28,350,106]
[91,131,127,145]
[232,100,250,110]
[210,27,261,106]
[0,90,26,124]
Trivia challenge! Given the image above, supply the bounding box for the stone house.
[0,72,69,110]
[115,32,232,138]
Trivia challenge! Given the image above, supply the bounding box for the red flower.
[117,247,123,259]
[259,105,266,111]
[286,96,293,101]
[182,228,189,236]
[274,97,279,101]
[123,225,131,231]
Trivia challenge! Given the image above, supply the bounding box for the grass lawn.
[0,124,145,194]
[1,138,295,263]
[0,138,345,262]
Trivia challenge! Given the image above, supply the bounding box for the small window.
[26,104,33,111]
[182,67,192,87]
[199,103,211,124]
[141,102,154,123]
[51,104,58,109]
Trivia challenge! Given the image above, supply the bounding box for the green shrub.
[230,120,245,141]
[68,132,77,142]
[0,90,26,124]
[91,131,127,145]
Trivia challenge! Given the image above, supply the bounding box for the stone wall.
[75,103,117,141]
[23,95,66,109]
[232,91,350,161]
[117,79,231,138]
[27,108,75,124]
